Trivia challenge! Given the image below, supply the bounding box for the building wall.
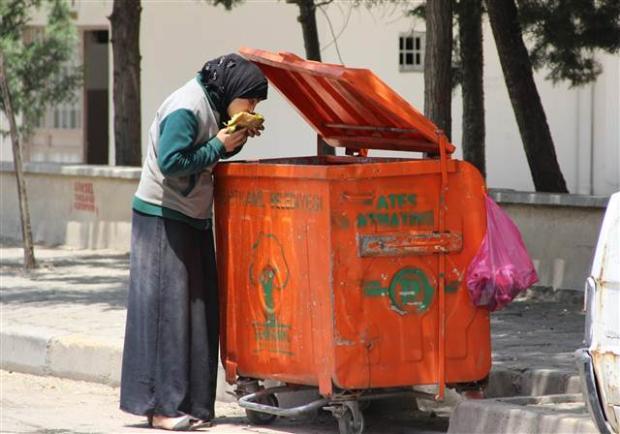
[0,113,14,161]
[0,1,113,164]
[1,0,618,195]
[592,53,620,195]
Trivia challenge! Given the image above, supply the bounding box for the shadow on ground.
[0,249,129,310]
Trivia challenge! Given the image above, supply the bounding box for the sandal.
[150,414,210,431]
[189,419,213,430]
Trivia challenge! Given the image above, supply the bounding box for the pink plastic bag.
[466,195,539,311]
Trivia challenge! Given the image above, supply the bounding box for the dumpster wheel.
[245,392,279,425]
[326,401,365,434]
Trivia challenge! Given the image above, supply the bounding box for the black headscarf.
[199,53,268,124]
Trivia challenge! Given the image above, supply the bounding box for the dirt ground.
[491,291,585,372]
[0,370,450,434]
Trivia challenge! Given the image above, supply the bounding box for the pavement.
[0,241,598,433]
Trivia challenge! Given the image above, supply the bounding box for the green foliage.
[0,0,42,40]
[518,0,620,86]
[404,0,619,87]
[0,0,82,139]
[405,3,425,19]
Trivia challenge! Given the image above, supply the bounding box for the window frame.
[24,26,83,132]
[399,31,425,72]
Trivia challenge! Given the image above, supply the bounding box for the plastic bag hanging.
[466,195,539,311]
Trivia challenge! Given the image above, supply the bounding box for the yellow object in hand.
[226,112,265,133]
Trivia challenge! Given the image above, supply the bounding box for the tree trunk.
[295,0,322,62]
[424,0,452,140]
[459,0,485,177]
[0,53,36,269]
[290,0,334,156]
[109,0,142,166]
[486,0,568,192]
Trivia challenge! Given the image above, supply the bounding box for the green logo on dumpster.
[363,267,436,314]
[249,233,292,355]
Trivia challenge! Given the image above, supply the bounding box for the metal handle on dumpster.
[358,232,463,257]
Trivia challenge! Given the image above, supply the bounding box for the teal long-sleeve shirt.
[156,109,243,177]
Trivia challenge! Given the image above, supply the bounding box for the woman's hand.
[216,126,263,153]
[216,128,249,152]
[244,126,263,138]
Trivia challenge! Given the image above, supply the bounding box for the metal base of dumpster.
[235,379,445,434]
[230,375,488,434]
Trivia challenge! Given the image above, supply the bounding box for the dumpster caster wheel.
[245,392,278,425]
[328,401,364,434]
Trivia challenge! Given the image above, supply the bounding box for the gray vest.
[135,78,220,220]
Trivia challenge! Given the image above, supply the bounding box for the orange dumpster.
[214,48,490,434]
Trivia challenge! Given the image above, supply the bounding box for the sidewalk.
[0,242,127,384]
[0,242,596,432]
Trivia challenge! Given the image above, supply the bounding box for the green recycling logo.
[388,268,434,314]
[249,233,290,325]
[363,267,435,315]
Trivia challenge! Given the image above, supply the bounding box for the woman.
[120,53,268,431]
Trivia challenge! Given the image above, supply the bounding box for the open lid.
[240,47,455,154]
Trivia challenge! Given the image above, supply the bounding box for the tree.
[415,0,618,189]
[409,2,485,173]
[457,0,485,177]
[0,0,82,269]
[487,0,619,191]
[109,0,142,166]
[519,0,620,87]
[486,0,568,192]
[286,0,323,62]
[423,1,453,141]
[286,0,335,155]
[0,54,35,269]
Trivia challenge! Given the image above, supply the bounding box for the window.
[36,67,83,130]
[24,27,82,130]
[399,32,425,72]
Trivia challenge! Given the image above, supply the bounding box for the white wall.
[140,0,317,160]
[592,52,620,196]
[0,114,12,161]
[480,18,580,193]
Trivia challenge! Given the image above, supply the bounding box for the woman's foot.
[149,414,211,431]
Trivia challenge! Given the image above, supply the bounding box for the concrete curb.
[0,324,581,406]
[447,394,597,434]
[487,367,581,397]
[0,324,121,385]
[0,325,237,403]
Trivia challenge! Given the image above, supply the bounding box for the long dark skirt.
[120,210,219,421]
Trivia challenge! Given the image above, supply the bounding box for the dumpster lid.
[240,47,455,154]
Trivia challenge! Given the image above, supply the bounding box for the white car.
[576,192,620,434]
